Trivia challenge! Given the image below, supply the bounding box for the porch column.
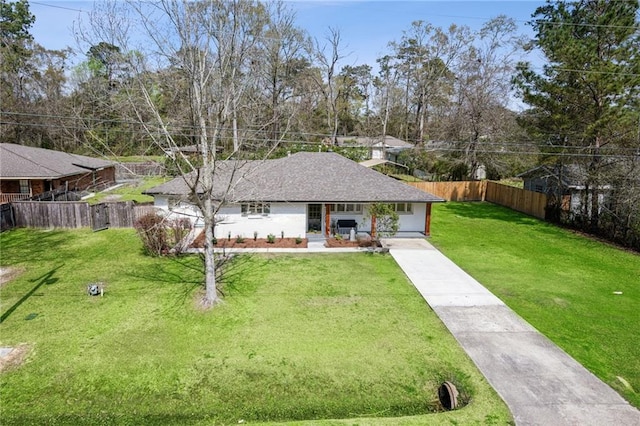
[424,203,432,236]
[370,214,377,238]
[325,204,331,236]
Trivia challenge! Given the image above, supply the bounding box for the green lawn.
[109,155,164,163]
[430,202,640,408]
[87,176,169,204]
[389,174,424,182]
[0,228,511,425]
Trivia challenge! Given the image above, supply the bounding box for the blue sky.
[30,0,546,68]
[290,1,545,66]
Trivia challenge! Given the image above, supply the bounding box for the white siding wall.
[153,197,427,236]
[398,203,426,232]
[155,195,170,210]
[153,197,306,237]
[371,146,384,159]
[332,203,426,234]
[154,196,203,226]
[215,203,306,239]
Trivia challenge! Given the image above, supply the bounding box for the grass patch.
[430,202,640,408]
[495,179,523,189]
[389,174,424,182]
[109,156,164,163]
[0,228,510,425]
[87,176,169,204]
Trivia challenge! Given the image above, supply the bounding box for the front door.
[307,204,322,232]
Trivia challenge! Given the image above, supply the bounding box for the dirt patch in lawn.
[0,267,25,289]
[191,232,308,249]
[0,344,31,373]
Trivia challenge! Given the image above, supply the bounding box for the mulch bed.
[191,232,308,248]
[190,231,382,249]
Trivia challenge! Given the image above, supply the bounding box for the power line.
[3,111,640,153]
[527,65,640,77]
[425,12,639,31]
[3,117,639,152]
[533,20,640,31]
[423,147,640,159]
[5,110,640,142]
[31,1,87,13]
[29,0,640,31]
[3,120,639,159]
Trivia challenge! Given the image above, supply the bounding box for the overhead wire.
[30,1,87,13]
[3,110,640,144]
[2,121,639,159]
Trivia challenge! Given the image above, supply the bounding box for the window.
[241,202,270,216]
[19,180,30,194]
[394,203,412,213]
[330,203,362,214]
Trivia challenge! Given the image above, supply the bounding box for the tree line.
[3,0,532,174]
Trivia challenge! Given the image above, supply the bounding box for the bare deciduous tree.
[450,16,524,179]
[311,27,347,144]
[78,0,299,307]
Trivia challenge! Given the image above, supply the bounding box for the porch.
[307,202,434,237]
[0,194,31,205]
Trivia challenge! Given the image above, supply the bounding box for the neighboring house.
[145,152,444,238]
[336,136,414,162]
[0,143,116,204]
[518,164,606,215]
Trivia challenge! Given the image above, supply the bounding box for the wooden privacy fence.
[408,181,487,201]
[410,180,548,220]
[9,201,159,230]
[485,181,547,220]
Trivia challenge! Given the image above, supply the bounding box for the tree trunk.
[589,140,601,233]
[202,201,218,306]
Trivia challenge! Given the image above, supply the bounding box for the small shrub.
[334,233,343,241]
[281,231,284,239]
[253,231,258,241]
[134,212,169,256]
[236,235,245,243]
[267,234,276,244]
[295,236,303,245]
[170,218,192,254]
[227,231,231,241]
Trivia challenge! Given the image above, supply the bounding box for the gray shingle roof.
[0,143,115,179]
[146,152,443,203]
[517,164,588,188]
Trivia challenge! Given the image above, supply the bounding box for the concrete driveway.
[386,238,640,426]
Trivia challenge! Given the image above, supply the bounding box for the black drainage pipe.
[438,381,459,410]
